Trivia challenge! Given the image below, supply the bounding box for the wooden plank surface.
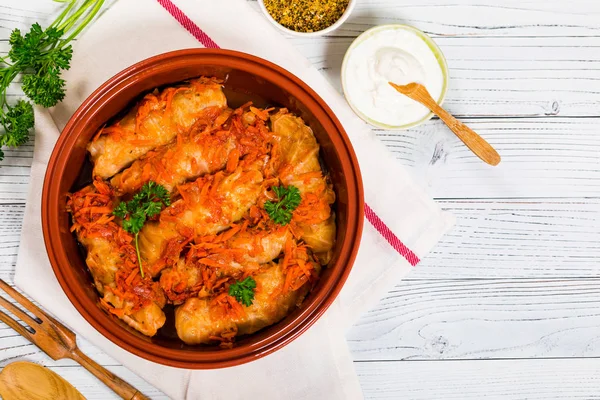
[328,0,600,39]
[349,278,600,360]
[1,0,600,399]
[417,199,600,279]
[356,359,600,399]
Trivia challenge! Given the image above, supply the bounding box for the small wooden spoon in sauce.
[389,82,501,166]
[0,361,85,400]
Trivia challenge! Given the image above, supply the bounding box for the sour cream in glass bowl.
[341,24,449,129]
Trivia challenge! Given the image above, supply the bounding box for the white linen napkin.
[15,0,455,398]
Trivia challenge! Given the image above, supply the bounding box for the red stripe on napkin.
[156,0,219,48]
[157,0,420,266]
[364,204,419,266]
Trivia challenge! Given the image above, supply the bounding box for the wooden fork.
[0,279,149,400]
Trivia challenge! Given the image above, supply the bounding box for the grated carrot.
[74,206,113,217]
[198,258,225,268]
[226,149,240,173]
[92,125,106,141]
[164,87,189,113]
[135,94,159,134]
[214,277,230,289]
[218,225,242,243]
[125,268,139,286]
[177,185,189,205]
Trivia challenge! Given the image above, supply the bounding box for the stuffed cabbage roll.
[175,263,309,345]
[88,77,227,179]
[67,180,167,337]
[110,105,273,196]
[270,110,336,259]
[101,289,166,337]
[202,226,291,268]
[67,182,121,294]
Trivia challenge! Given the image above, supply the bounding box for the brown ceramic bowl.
[42,49,363,369]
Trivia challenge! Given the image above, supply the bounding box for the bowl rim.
[41,48,364,369]
[341,24,449,130]
[257,0,356,37]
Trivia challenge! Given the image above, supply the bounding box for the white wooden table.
[2,0,600,398]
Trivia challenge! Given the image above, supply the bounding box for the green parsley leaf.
[112,181,171,277]
[8,29,23,48]
[143,201,163,218]
[112,201,128,220]
[264,185,301,225]
[22,68,68,108]
[0,100,34,160]
[228,277,257,307]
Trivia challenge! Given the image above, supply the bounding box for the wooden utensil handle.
[429,102,501,166]
[70,349,150,400]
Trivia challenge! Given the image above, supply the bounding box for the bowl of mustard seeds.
[259,0,356,37]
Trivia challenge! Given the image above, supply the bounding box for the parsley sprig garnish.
[113,181,170,277]
[0,0,105,161]
[228,277,257,307]
[264,185,301,225]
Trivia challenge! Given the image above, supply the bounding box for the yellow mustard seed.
[264,0,350,33]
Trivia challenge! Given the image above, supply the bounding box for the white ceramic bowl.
[341,24,449,130]
[258,0,356,37]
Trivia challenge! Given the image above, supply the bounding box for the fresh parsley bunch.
[264,185,301,225]
[0,0,105,161]
[229,277,257,307]
[113,181,171,277]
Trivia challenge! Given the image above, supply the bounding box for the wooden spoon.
[389,82,501,166]
[0,361,85,400]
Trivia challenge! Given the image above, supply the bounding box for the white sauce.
[344,28,445,127]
